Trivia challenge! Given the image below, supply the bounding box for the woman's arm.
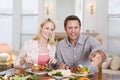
[20,57,25,66]
[14,41,28,68]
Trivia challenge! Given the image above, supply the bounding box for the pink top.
[38,53,50,65]
[14,40,56,68]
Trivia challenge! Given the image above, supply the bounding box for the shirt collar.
[65,34,84,47]
[77,34,84,44]
[36,40,51,51]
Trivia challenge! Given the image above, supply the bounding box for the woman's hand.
[20,58,25,66]
[24,55,33,64]
[49,58,57,64]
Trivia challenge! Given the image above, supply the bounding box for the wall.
[96,0,108,49]
[0,0,108,51]
[82,0,108,49]
[55,0,75,32]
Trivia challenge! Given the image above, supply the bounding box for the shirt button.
[74,56,76,58]
[74,48,76,50]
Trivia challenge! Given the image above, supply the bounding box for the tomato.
[73,68,77,71]
[70,68,74,71]
[39,65,45,71]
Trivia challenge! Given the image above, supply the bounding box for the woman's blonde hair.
[33,18,57,45]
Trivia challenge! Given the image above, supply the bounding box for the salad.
[11,74,41,80]
[31,64,50,72]
[48,69,72,77]
[70,65,89,74]
[0,74,41,80]
[69,75,89,80]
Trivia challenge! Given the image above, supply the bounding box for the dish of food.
[74,72,94,77]
[31,64,51,72]
[52,76,68,80]
[69,75,90,80]
[48,69,72,79]
[69,65,94,76]
[26,64,51,75]
[69,65,89,74]
[26,69,48,75]
[9,74,41,80]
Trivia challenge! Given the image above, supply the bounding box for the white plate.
[48,70,69,80]
[74,72,94,76]
[26,69,48,75]
[52,76,68,80]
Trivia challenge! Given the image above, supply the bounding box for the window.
[108,0,120,54]
[0,0,13,47]
[21,0,39,46]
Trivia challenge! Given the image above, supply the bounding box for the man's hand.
[90,51,106,67]
[58,64,69,69]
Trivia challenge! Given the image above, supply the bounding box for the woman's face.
[41,22,55,40]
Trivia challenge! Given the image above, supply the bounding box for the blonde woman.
[14,18,57,68]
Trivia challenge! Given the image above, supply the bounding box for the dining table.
[0,68,97,80]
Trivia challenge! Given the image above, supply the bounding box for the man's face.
[65,20,80,41]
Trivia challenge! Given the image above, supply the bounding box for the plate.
[74,72,94,76]
[48,72,68,80]
[26,69,48,75]
[52,76,68,80]
[48,70,69,80]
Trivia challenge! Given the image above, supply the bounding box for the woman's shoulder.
[23,39,38,45]
[48,44,56,49]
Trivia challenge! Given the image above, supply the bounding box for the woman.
[14,18,57,68]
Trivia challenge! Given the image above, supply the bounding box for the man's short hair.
[64,15,81,28]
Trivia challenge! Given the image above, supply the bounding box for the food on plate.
[49,69,72,77]
[32,64,39,71]
[69,75,89,80]
[8,74,41,80]
[14,68,26,76]
[31,64,50,72]
[52,71,63,76]
[70,65,89,74]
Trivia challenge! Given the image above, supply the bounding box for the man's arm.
[90,50,106,66]
[97,50,106,62]
[55,43,68,69]
[88,36,106,66]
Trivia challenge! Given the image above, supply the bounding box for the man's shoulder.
[81,34,95,40]
[57,38,67,46]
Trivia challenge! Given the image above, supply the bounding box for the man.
[55,15,106,69]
